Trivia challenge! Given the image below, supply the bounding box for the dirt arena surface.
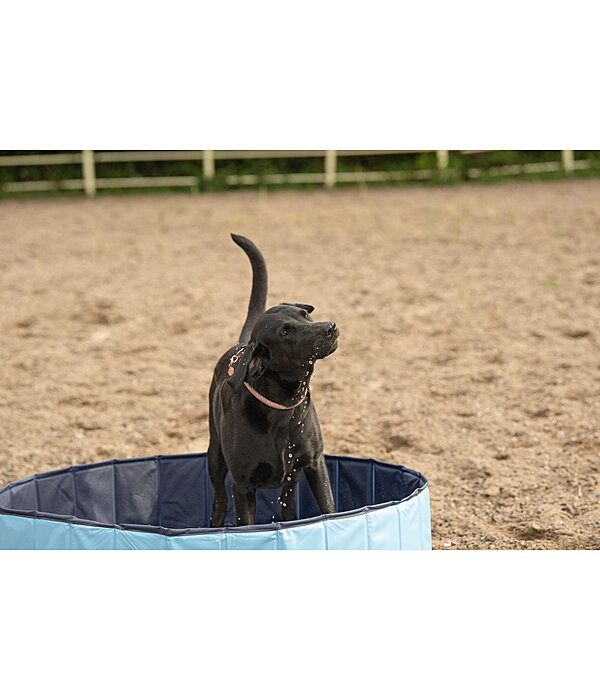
[1,180,599,549]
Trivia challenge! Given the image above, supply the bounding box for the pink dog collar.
[243,382,307,410]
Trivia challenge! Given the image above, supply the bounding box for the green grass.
[1,151,599,199]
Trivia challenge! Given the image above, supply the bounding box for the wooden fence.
[0,150,590,196]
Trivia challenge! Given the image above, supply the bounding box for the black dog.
[208,234,339,527]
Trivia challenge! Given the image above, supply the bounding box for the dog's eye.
[281,323,294,337]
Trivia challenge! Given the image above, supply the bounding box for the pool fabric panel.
[75,465,115,523]
[9,478,38,511]
[0,453,431,550]
[37,471,74,516]
[159,455,209,528]
[115,460,158,528]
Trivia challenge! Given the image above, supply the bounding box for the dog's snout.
[327,322,337,336]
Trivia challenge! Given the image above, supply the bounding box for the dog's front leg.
[279,468,301,521]
[232,483,257,526]
[304,455,336,515]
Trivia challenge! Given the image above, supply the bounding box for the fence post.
[325,150,337,188]
[561,150,574,173]
[203,150,215,180]
[82,150,96,197]
[436,150,449,170]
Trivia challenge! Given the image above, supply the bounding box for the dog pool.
[0,453,431,549]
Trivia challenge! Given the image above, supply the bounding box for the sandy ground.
[1,180,599,549]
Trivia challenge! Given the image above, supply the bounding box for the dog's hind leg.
[208,442,228,528]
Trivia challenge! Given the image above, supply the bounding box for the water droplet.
[309,360,313,365]
[289,453,292,458]
[287,476,291,481]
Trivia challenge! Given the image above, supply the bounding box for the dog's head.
[227,303,339,388]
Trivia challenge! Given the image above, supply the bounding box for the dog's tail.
[231,233,268,344]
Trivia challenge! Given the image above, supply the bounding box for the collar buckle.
[227,346,246,377]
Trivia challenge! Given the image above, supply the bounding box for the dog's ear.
[247,342,270,382]
[226,342,270,389]
[281,302,315,314]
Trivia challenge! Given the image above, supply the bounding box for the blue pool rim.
[0,453,431,549]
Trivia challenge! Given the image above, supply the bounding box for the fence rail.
[0,150,588,196]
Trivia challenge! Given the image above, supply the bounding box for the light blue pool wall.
[0,486,431,550]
